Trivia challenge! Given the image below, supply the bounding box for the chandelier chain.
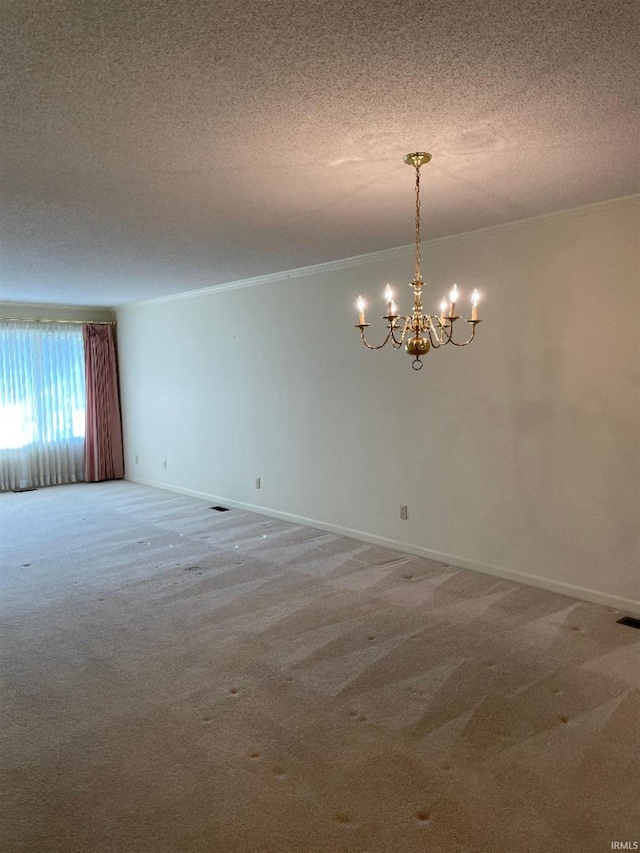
[415,166,421,281]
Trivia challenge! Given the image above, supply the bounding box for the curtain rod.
[0,317,116,325]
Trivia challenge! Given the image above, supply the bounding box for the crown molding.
[428,193,639,248]
[118,194,639,310]
[118,243,414,308]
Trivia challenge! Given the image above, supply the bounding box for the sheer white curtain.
[0,321,86,490]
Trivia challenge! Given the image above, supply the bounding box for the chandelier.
[355,152,483,370]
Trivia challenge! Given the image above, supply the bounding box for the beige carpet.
[1,482,638,853]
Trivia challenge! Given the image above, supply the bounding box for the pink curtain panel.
[83,324,124,481]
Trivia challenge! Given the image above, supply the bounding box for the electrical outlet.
[255,477,261,489]
[163,460,167,470]
[134,454,139,464]
[400,505,408,520]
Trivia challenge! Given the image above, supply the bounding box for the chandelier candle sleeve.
[384,284,393,316]
[354,152,485,370]
[471,289,480,321]
[449,284,459,317]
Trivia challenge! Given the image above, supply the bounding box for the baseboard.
[125,475,640,617]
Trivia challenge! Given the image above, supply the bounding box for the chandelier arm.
[426,324,443,348]
[427,316,453,347]
[389,316,409,347]
[448,320,480,347]
[358,326,394,350]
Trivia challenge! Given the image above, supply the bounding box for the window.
[0,321,86,489]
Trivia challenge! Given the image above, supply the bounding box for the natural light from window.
[0,402,85,449]
[0,323,86,452]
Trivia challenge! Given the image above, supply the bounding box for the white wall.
[117,198,640,613]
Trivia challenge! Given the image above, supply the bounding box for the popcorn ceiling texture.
[1,0,638,304]
[1,482,639,852]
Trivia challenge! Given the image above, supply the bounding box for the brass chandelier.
[355,152,483,370]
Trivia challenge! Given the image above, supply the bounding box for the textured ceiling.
[1,0,638,306]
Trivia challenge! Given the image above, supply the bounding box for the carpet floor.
[1,482,638,853]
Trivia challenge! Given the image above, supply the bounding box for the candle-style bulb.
[357,295,365,312]
[384,284,393,302]
[448,283,459,318]
[439,298,448,315]
[470,288,480,321]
